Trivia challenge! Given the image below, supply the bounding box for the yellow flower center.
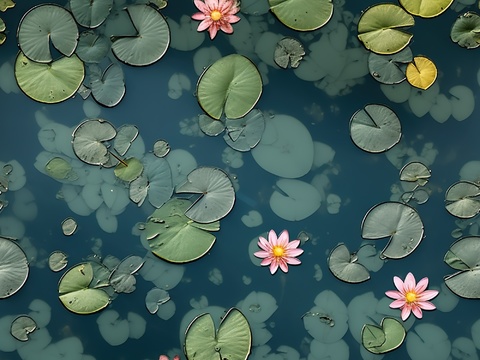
[210,10,222,21]
[273,246,285,257]
[405,292,417,303]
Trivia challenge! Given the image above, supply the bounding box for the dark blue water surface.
[1,0,480,359]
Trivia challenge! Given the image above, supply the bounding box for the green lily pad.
[44,157,79,181]
[399,0,454,18]
[15,51,85,104]
[268,0,333,31]
[361,201,424,259]
[399,161,431,187]
[223,109,265,152]
[10,315,36,341]
[17,4,78,63]
[184,308,252,360]
[0,236,29,299]
[111,4,170,66]
[90,63,126,107]
[358,3,415,55]
[145,198,220,263]
[368,47,412,84]
[70,0,113,28]
[196,54,262,120]
[445,181,480,219]
[76,31,111,63]
[0,18,6,45]
[362,317,406,354]
[114,125,138,156]
[328,243,370,284]
[72,119,117,166]
[114,157,143,182]
[58,262,110,314]
[450,12,480,49]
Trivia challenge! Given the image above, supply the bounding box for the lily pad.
[362,317,406,354]
[399,0,454,18]
[17,4,78,62]
[48,251,68,272]
[328,243,370,284]
[108,255,144,293]
[145,288,170,314]
[111,4,170,66]
[90,63,126,107]
[0,18,5,45]
[357,3,415,55]
[199,114,226,136]
[15,52,85,104]
[361,202,424,259]
[114,157,143,182]
[445,181,480,218]
[61,217,77,236]
[10,315,36,341]
[114,125,138,156]
[72,119,116,166]
[444,236,480,298]
[153,140,170,157]
[223,109,265,152]
[184,307,252,360]
[70,0,113,28]
[0,236,29,298]
[76,31,111,63]
[399,161,431,187]
[58,262,111,314]
[368,47,412,84]
[175,167,235,223]
[45,157,78,181]
[349,104,402,153]
[450,12,480,49]
[196,54,262,120]
[274,37,305,69]
[406,56,437,90]
[268,0,333,31]
[144,198,219,263]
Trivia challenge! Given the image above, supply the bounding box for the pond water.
[1,0,480,359]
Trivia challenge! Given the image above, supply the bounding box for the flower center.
[273,246,285,257]
[210,10,222,21]
[405,292,417,303]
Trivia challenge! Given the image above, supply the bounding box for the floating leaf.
[144,198,219,263]
[399,0,454,18]
[61,217,77,236]
[349,104,402,153]
[0,18,5,45]
[72,119,116,166]
[0,0,14,12]
[70,0,113,28]
[450,12,480,49]
[76,31,111,63]
[196,54,262,120]
[176,167,235,223]
[58,262,110,314]
[10,315,36,341]
[0,236,29,298]
[223,110,265,152]
[444,236,480,298]
[405,56,437,90]
[184,308,251,360]
[129,173,148,207]
[114,157,143,182]
[153,140,170,157]
[445,181,480,219]
[358,4,414,55]
[108,255,144,293]
[361,202,424,259]
[15,52,85,104]
[268,0,333,31]
[17,4,78,63]
[399,162,431,186]
[45,157,79,181]
[368,47,412,84]
[199,114,226,136]
[328,243,370,284]
[274,37,305,69]
[48,251,68,272]
[140,153,173,208]
[90,63,126,107]
[362,317,406,354]
[145,288,170,314]
[111,4,170,66]
[114,125,138,156]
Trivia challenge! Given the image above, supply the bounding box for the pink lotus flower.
[254,229,303,274]
[385,272,438,321]
[159,355,180,360]
[191,0,241,39]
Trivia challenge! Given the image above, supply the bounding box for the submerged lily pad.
[58,262,111,314]
[176,167,235,223]
[444,236,480,298]
[268,0,333,31]
[223,110,265,152]
[350,104,402,153]
[450,12,480,49]
[196,54,262,120]
[70,0,113,28]
[72,119,116,166]
[15,52,85,104]
[362,317,406,354]
[17,4,78,62]
[0,236,29,298]
[445,181,480,218]
[144,198,219,263]
[10,315,36,341]
[274,37,305,69]
[361,202,424,259]
[111,5,170,66]
[358,4,415,55]
[184,307,251,360]
[399,0,453,18]
[328,243,370,284]
[405,56,437,90]
[368,47,412,84]
[45,157,78,181]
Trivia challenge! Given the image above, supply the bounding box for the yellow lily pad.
[399,0,454,18]
[406,56,437,90]
[0,0,15,12]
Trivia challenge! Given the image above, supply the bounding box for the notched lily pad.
[445,181,480,219]
[49,250,68,272]
[405,56,437,90]
[10,315,36,341]
[450,11,480,49]
[368,47,412,84]
[328,243,370,284]
[72,119,117,166]
[362,317,406,354]
[0,236,29,298]
[274,37,305,69]
[223,110,265,152]
[400,161,431,187]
